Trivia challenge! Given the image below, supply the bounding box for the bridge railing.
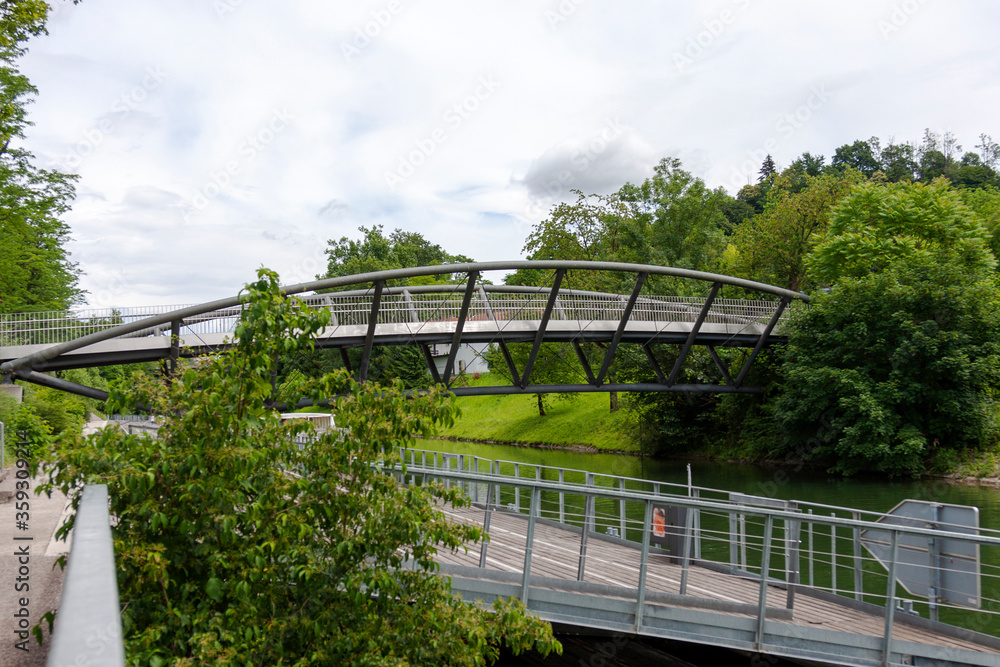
[402,448,1000,643]
[0,291,794,348]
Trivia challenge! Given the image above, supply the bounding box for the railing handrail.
[407,449,997,539]
[400,462,1000,546]
[46,484,125,667]
[2,260,807,374]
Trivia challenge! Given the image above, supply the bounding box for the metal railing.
[0,288,793,349]
[47,484,125,667]
[401,448,1000,651]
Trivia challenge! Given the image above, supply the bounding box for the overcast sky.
[18,0,1000,307]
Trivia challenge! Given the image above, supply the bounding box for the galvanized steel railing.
[401,448,1000,653]
[0,289,790,348]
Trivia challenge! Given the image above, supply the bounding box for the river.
[414,438,1000,666]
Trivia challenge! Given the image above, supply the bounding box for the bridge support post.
[520,486,540,604]
[443,271,480,385]
[755,514,775,651]
[358,281,385,382]
[667,282,721,386]
[634,500,654,633]
[521,269,565,387]
[595,272,648,384]
[735,297,789,388]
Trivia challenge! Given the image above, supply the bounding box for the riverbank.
[439,388,1000,485]
[438,386,636,453]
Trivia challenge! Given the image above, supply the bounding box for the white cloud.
[14,0,1000,306]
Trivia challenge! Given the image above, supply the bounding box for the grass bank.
[439,380,635,452]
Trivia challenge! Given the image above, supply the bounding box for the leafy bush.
[41,269,559,666]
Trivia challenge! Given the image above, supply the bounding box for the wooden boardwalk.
[434,504,1000,666]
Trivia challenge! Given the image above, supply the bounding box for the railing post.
[558,469,565,524]
[521,486,541,604]
[634,500,654,632]
[480,462,495,569]
[755,514,775,650]
[785,517,801,611]
[729,508,738,572]
[679,503,695,596]
[577,474,594,581]
[693,488,702,560]
[882,530,900,667]
[831,514,838,595]
[618,478,626,539]
[853,510,863,601]
[514,463,520,510]
[807,510,814,587]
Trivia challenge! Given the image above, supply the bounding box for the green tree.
[323,225,473,287]
[728,170,863,291]
[775,258,1000,475]
[831,138,881,178]
[758,154,777,183]
[807,179,996,285]
[485,342,583,417]
[775,178,1000,475]
[42,269,559,665]
[0,1,81,312]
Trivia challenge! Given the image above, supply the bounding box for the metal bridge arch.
[0,261,809,402]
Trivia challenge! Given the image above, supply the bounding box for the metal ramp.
[401,449,1000,667]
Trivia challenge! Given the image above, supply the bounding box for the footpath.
[0,417,114,667]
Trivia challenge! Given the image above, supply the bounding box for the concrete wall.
[0,384,22,403]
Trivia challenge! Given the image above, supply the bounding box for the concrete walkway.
[0,463,70,667]
[0,415,120,666]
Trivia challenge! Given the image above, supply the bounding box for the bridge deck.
[434,504,1000,666]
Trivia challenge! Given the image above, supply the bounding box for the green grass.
[439,377,635,452]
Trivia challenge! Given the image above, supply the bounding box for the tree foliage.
[807,179,995,285]
[41,269,559,666]
[324,225,473,288]
[775,258,1000,475]
[0,0,80,312]
[727,169,863,291]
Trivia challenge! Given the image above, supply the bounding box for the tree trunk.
[609,390,619,413]
[536,393,546,417]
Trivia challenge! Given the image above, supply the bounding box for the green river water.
[414,438,1000,664]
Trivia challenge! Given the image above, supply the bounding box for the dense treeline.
[511,131,1000,476]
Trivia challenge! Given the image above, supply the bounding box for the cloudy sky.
[18,0,1000,307]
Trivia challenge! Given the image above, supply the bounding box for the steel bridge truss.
[0,261,808,403]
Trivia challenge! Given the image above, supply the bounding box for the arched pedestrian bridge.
[0,261,808,401]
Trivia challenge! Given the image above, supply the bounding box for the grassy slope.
[439,380,634,452]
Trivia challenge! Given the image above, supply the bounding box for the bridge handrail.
[1,261,808,375]
[405,448,998,538]
[46,484,125,667]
